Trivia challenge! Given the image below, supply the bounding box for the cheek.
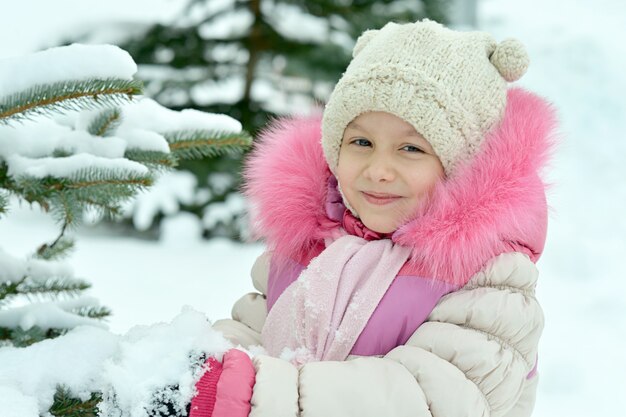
[336,152,358,189]
[406,165,444,197]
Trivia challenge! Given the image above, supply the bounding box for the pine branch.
[75,197,123,220]
[0,277,24,304]
[57,167,154,191]
[45,220,71,256]
[49,192,80,229]
[1,274,92,306]
[1,323,109,347]
[11,167,153,225]
[87,107,122,137]
[18,276,91,299]
[0,327,12,344]
[0,160,12,191]
[0,190,7,216]
[36,236,75,261]
[124,149,179,171]
[52,149,74,158]
[46,194,124,230]
[72,305,111,320]
[0,78,142,125]
[165,130,252,160]
[9,166,152,197]
[49,386,102,417]
[62,168,154,215]
[0,326,48,347]
[0,163,9,218]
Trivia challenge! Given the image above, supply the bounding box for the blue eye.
[402,145,424,153]
[352,138,371,147]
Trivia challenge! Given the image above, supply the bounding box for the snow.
[0,247,73,284]
[0,248,29,283]
[202,192,247,230]
[160,212,205,245]
[0,199,263,335]
[207,172,235,195]
[178,0,237,29]
[0,326,119,415]
[190,76,245,106]
[6,154,149,179]
[0,309,235,417]
[0,296,106,332]
[124,170,199,231]
[117,167,245,235]
[0,0,185,59]
[1,0,626,416]
[2,48,245,221]
[264,3,329,43]
[0,119,125,159]
[197,9,254,39]
[0,44,136,100]
[477,1,626,416]
[96,309,232,417]
[0,44,244,180]
[0,386,38,417]
[113,128,170,154]
[27,258,74,283]
[117,97,243,135]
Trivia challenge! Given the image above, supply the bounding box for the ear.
[352,29,380,58]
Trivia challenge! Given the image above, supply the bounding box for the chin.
[361,217,396,234]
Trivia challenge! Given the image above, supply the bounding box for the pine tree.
[66,0,451,240]
[0,43,251,416]
[0,43,251,354]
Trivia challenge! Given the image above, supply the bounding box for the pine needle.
[165,130,252,160]
[0,78,142,125]
[0,279,23,304]
[49,386,102,417]
[36,235,75,261]
[72,305,111,319]
[0,191,7,216]
[124,149,178,171]
[18,277,91,299]
[87,107,122,137]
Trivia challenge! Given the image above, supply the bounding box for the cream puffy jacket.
[213,250,544,417]
[215,87,558,416]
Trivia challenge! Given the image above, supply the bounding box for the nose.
[364,154,396,182]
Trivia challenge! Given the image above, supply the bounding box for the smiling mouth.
[361,192,403,205]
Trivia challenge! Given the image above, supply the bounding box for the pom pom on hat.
[490,38,530,82]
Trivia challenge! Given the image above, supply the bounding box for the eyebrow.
[346,121,423,138]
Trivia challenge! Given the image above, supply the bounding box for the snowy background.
[1,0,625,416]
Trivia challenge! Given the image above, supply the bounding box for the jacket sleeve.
[248,252,544,417]
[212,251,270,348]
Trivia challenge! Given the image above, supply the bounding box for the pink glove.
[189,349,256,417]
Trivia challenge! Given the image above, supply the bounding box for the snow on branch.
[0,44,137,100]
[0,248,73,285]
[0,296,106,332]
[0,95,246,182]
[118,97,243,134]
[0,309,237,417]
[6,154,149,180]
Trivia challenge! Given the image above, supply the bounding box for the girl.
[200,19,557,417]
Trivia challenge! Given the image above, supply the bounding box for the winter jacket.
[213,87,557,417]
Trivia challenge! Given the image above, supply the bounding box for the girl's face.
[337,111,445,234]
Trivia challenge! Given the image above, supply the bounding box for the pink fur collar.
[242,88,559,286]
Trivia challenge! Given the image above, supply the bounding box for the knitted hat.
[321,19,529,176]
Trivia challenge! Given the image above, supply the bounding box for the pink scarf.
[261,234,411,366]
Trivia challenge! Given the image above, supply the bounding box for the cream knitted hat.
[321,19,529,176]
